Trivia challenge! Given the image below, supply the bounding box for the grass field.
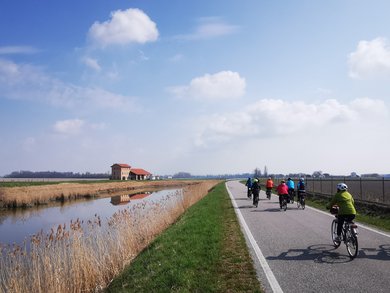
[106,182,263,293]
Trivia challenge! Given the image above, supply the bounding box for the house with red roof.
[129,168,152,180]
[110,163,152,180]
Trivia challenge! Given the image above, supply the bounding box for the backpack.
[299,181,305,190]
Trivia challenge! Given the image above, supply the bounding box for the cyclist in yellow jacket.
[326,183,357,242]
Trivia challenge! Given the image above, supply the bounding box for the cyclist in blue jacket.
[286,177,295,202]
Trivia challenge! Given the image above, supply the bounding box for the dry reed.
[0,180,220,293]
[0,180,203,208]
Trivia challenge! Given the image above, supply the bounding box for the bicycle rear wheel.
[331,219,341,248]
[345,229,359,259]
[301,198,305,210]
[282,197,287,211]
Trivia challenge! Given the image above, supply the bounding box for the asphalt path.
[226,180,390,293]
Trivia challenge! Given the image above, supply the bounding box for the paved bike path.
[226,180,390,293]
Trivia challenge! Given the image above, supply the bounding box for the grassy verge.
[106,182,262,293]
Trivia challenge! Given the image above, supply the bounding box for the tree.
[264,165,268,177]
[312,171,323,178]
[253,168,262,178]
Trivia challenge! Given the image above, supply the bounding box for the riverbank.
[0,180,206,208]
[0,180,221,293]
[106,182,262,292]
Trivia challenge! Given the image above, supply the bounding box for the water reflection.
[110,192,151,205]
[0,189,179,245]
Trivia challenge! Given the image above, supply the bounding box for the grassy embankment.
[0,180,222,292]
[106,182,262,292]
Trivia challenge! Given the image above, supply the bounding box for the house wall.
[111,166,130,180]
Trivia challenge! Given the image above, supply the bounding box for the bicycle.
[330,212,359,259]
[253,192,259,207]
[266,188,272,200]
[247,188,252,199]
[288,189,295,204]
[296,190,306,210]
[280,194,288,211]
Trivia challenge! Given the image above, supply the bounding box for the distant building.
[111,163,131,180]
[129,168,151,180]
[110,163,152,180]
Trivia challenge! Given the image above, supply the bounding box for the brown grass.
[0,180,220,293]
[0,180,204,208]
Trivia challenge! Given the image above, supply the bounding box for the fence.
[271,177,390,206]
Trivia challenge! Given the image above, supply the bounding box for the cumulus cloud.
[82,57,101,71]
[195,98,389,147]
[348,37,390,79]
[53,119,85,135]
[169,71,246,101]
[175,17,239,40]
[0,58,139,112]
[88,8,159,47]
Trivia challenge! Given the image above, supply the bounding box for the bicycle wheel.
[297,199,301,209]
[331,219,341,248]
[301,198,305,210]
[282,198,287,211]
[345,229,359,259]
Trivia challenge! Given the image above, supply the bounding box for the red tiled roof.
[111,163,131,168]
[130,193,150,200]
[130,168,151,175]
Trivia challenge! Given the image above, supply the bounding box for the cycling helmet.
[337,183,348,191]
[281,180,285,183]
[299,177,304,181]
[253,179,258,183]
[288,177,291,180]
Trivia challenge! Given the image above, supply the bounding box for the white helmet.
[337,183,348,191]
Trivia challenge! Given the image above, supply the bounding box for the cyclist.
[297,177,305,202]
[286,177,295,203]
[266,177,274,197]
[245,177,252,198]
[251,178,261,207]
[326,183,357,242]
[277,180,289,209]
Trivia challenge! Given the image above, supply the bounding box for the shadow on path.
[266,243,390,263]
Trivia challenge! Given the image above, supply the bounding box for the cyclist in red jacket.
[277,180,289,209]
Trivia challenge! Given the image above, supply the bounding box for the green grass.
[106,182,262,293]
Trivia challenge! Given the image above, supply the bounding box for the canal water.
[0,189,181,246]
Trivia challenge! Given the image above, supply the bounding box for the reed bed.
[0,180,201,208]
[0,180,220,293]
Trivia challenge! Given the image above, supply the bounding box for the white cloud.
[0,58,140,112]
[175,17,239,40]
[169,71,246,101]
[88,8,159,47]
[195,98,389,147]
[0,46,40,55]
[348,37,390,79]
[82,57,101,71]
[53,119,85,135]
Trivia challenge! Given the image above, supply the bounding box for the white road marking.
[226,182,283,293]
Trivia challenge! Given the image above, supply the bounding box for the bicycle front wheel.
[331,219,341,248]
[345,229,359,259]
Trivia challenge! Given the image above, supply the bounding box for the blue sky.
[1,0,390,177]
